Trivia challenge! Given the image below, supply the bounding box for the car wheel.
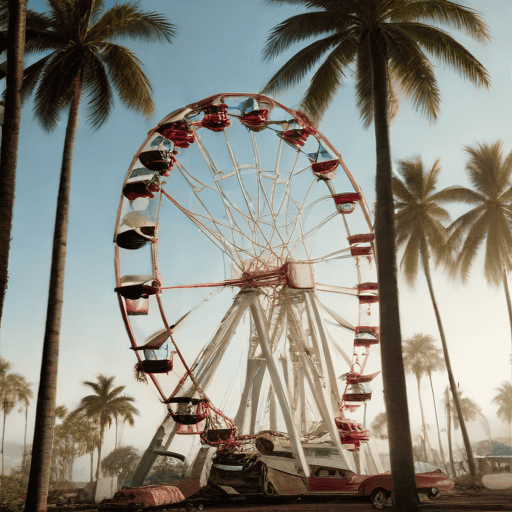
[427,487,440,498]
[370,488,389,509]
[263,480,277,495]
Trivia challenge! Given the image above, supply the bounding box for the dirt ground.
[69,491,512,512]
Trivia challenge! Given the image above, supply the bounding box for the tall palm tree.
[70,374,138,481]
[0,0,27,331]
[22,2,175,509]
[261,2,489,504]
[445,388,481,477]
[491,381,512,445]
[393,157,473,473]
[82,423,100,484]
[16,378,33,469]
[402,333,443,463]
[444,141,512,379]
[114,402,137,449]
[0,372,24,475]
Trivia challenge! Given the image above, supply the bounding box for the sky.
[1,0,511,479]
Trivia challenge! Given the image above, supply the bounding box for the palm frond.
[261,33,341,95]
[483,211,512,284]
[389,0,490,43]
[423,215,451,264]
[32,49,83,131]
[25,10,54,31]
[300,36,357,123]
[82,53,113,130]
[423,158,442,196]
[20,54,53,103]
[448,205,483,240]
[264,0,359,9]
[86,3,176,45]
[400,227,422,283]
[499,186,512,205]
[385,25,441,122]
[262,11,344,60]
[392,174,415,203]
[425,203,450,223]
[434,185,484,205]
[100,43,154,118]
[453,210,489,282]
[24,30,64,56]
[464,141,511,196]
[354,36,375,129]
[397,22,490,89]
[396,156,424,199]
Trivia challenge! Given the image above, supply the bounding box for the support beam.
[250,294,310,477]
[304,291,340,410]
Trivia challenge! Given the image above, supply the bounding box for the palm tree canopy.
[445,389,482,429]
[0,357,10,377]
[370,411,388,440]
[21,0,176,131]
[491,381,512,425]
[0,372,27,414]
[261,0,490,124]
[72,374,138,431]
[444,141,512,285]
[402,333,445,380]
[394,156,455,284]
[15,377,33,407]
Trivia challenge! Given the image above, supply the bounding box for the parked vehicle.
[358,469,454,509]
[306,465,368,493]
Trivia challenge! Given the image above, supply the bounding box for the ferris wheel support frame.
[249,293,310,477]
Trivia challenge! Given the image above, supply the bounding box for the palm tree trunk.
[23,401,28,468]
[415,375,433,463]
[96,423,105,481]
[25,79,82,512]
[89,450,94,483]
[446,387,456,477]
[370,32,418,511]
[428,372,446,469]
[0,0,27,332]
[2,408,6,476]
[502,271,512,382]
[421,248,476,479]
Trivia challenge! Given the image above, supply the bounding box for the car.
[357,469,454,509]
[307,465,369,493]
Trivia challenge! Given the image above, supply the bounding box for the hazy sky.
[1,0,511,478]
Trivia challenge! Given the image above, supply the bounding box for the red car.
[307,465,368,493]
[306,465,453,508]
[357,469,454,508]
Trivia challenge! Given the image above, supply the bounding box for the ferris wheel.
[114,93,381,478]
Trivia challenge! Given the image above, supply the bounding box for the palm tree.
[402,333,442,463]
[70,374,138,481]
[261,2,489,503]
[22,2,175,509]
[491,381,512,445]
[0,0,27,330]
[0,372,24,475]
[16,378,33,469]
[445,388,481,477]
[114,402,137,449]
[370,411,388,440]
[444,141,512,379]
[394,157,474,472]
